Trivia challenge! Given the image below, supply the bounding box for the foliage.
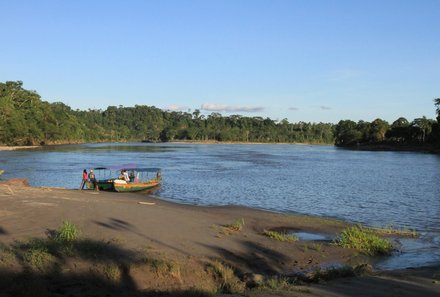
[54,221,80,244]
[1,81,438,148]
[262,230,298,242]
[335,102,440,148]
[224,218,245,232]
[367,226,418,237]
[0,81,335,145]
[335,225,393,256]
[210,260,246,294]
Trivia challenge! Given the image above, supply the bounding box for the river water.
[1,143,439,269]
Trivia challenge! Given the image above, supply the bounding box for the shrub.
[22,241,53,272]
[224,218,245,232]
[263,230,298,242]
[54,221,79,243]
[335,225,393,256]
[210,260,246,294]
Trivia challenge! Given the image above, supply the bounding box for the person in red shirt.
[80,169,88,190]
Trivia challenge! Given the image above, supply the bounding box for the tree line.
[0,81,333,145]
[1,81,439,149]
[334,99,440,148]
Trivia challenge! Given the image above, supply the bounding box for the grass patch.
[260,276,292,290]
[224,218,245,232]
[103,263,121,282]
[210,260,246,294]
[335,225,393,256]
[143,256,181,279]
[17,239,55,272]
[367,226,418,237]
[263,230,298,242]
[310,243,323,252]
[0,243,16,265]
[54,221,80,244]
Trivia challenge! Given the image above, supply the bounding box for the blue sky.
[1,0,439,123]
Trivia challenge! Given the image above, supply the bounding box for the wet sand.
[0,180,439,296]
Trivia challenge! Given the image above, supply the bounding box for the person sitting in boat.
[123,170,130,182]
[118,170,130,182]
[129,170,135,182]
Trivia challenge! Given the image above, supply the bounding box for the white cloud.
[201,103,264,113]
[165,104,189,112]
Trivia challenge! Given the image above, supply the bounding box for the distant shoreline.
[337,143,440,154]
[0,145,40,151]
[2,142,439,154]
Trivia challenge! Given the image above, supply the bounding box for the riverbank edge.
[0,181,439,296]
[0,140,333,151]
[0,145,40,151]
[4,141,439,155]
[336,143,440,154]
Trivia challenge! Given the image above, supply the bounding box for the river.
[1,142,439,269]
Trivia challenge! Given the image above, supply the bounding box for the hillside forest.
[1,81,439,150]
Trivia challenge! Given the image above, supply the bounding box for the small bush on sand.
[224,218,245,232]
[143,256,181,279]
[210,260,246,294]
[0,243,16,265]
[21,240,54,272]
[54,221,79,244]
[103,263,121,282]
[263,230,298,242]
[335,225,393,256]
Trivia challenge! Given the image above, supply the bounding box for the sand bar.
[0,180,439,296]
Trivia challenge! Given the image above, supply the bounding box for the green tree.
[334,120,362,146]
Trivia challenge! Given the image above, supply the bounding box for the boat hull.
[113,181,160,192]
[86,180,115,191]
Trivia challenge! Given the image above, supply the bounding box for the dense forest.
[0,81,334,145]
[1,81,439,150]
[334,99,440,149]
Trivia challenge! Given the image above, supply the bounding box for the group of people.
[80,169,134,191]
[79,169,99,191]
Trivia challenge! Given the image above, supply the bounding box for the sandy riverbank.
[0,180,439,296]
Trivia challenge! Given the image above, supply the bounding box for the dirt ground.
[0,180,439,296]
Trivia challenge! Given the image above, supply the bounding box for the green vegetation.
[2,81,439,150]
[367,226,418,237]
[54,221,80,243]
[263,230,298,242]
[334,99,440,149]
[210,260,246,294]
[224,218,245,232]
[254,276,294,291]
[15,239,54,272]
[0,81,333,145]
[335,225,393,256]
[102,263,122,282]
[143,256,181,279]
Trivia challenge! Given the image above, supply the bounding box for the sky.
[1,0,439,123]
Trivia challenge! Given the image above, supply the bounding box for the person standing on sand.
[80,169,88,190]
[89,169,99,191]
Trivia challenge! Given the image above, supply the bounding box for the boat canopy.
[93,167,160,172]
